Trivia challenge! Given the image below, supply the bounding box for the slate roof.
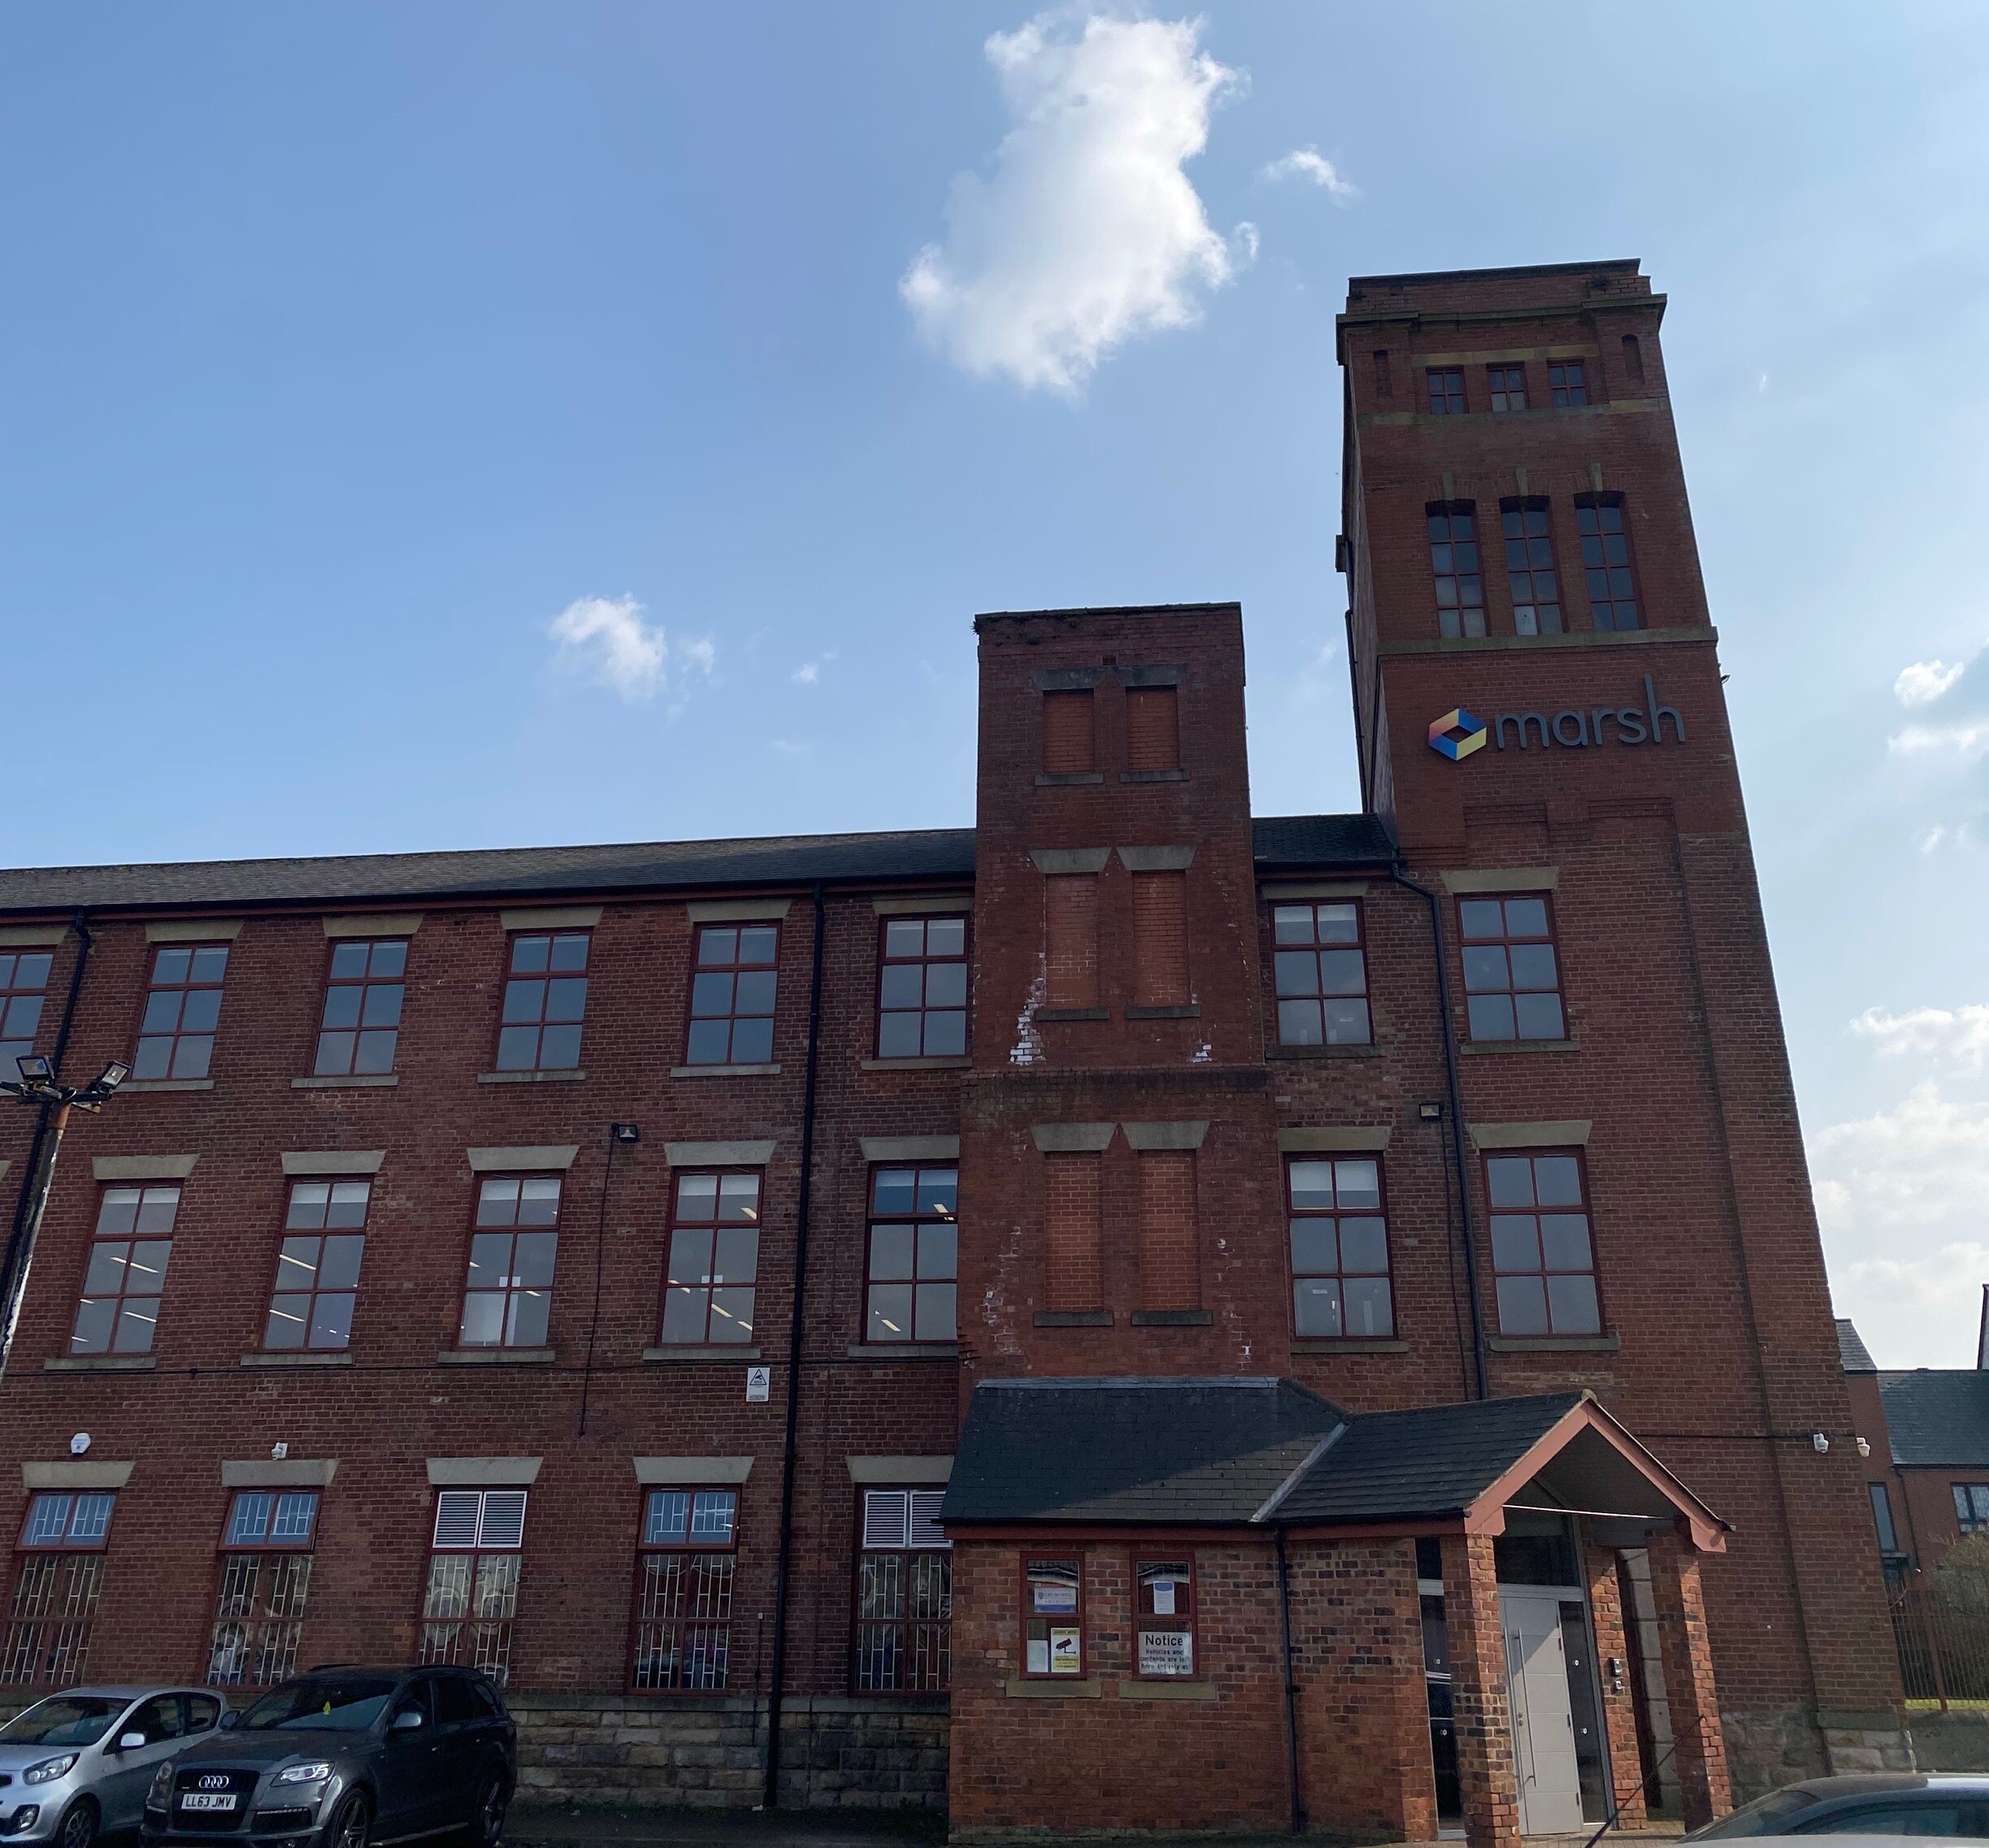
[1878,1371,1989,1469]
[1839,1319,1878,1375]
[0,814,1394,916]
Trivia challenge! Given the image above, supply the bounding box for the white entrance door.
[1501,1588,1586,1836]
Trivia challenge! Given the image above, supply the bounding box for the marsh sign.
[1428,675,1684,761]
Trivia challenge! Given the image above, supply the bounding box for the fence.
[1891,1573,1989,1707]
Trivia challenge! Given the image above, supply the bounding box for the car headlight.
[23,1755,77,1785]
[149,1761,174,1803]
[273,1761,334,1786]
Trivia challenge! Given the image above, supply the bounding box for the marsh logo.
[1428,675,1685,761]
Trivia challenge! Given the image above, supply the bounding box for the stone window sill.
[437,1347,555,1366]
[1004,1677,1101,1700]
[1267,1042,1380,1060]
[294,1074,399,1089]
[845,1343,959,1360]
[1035,771,1104,787]
[1131,1309,1212,1327]
[860,1056,971,1072]
[241,1351,353,1369]
[46,1356,155,1373]
[122,1078,215,1094]
[670,1064,782,1078]
[479,1069,588,1084]
[643,1346,764,1364]
[1035,1309,1112,1328]
[1127,1004,1199,1020]
[1034,1008,1110,1024]
[1291,1338,1409,1355]
[1461,1038,1580,1056]
[1487,1333,1621,1353]
[1120,769,1188,783]
[1116,1680,1218,1703]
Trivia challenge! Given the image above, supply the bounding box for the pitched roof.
[942,1377,1345,1527]
[0,814,1394,917]
[1879,1371,1989,1468]
[1839,1319,1879,1375]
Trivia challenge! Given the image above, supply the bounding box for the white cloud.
[1888,719,1989,761]
[1261,146,1356,198]
[901,12,1249,395]
[546,596,712,705]
[1896,657,1967,706]
[793,662,819,685]
[1852,1004,1989,1074]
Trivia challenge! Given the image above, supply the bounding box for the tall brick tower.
[1336,260,1905,1781]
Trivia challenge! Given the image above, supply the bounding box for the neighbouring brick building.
[0,259,1904,1843]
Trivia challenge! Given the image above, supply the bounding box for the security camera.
[271,1442,289,1461]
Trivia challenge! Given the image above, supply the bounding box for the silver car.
[0,1687,224,1848]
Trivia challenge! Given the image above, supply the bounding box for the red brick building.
[0,259,1904,1842]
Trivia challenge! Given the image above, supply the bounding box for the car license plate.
[180,1794,238,1812]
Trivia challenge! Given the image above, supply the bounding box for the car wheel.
[472,1772,508,1848]
[57,1799,98,1848]
[329,1790,371,1848]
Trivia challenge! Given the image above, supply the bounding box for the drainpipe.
[0,910,93,1379]
[1275,1529,1305,1835]
[1388,866,1488,1401]
[762,881,827,1810]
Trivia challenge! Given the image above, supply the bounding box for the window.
[686,924,778,1065]
[1548,360,1587,406]
[266,1179,367,1351]
[855,1489,950,1693]
[0,949,51,1075]
[1870,1484,1901,1556]
[1023,1558,1084,1677]
[1137,1150,1197,1312]
[1459,894,1565,1041]
[661,1169,760,1346]
[1271,901,1370,1047]
[133,943,228,1081]
[866,1166,958,1343]
[1426,368,1465,414]
[496,932,588,1071]
[1131,871,1188,1007]
[876,916,967,1059]
[420,1489,526,1683]
[1126,685,1180,772]
[313,939,406,1076]
[1428,506,1484,639]
[459,1175,560,1350]
[1955,1486,1989,1537]
[72,1184,176,1356]
[1041,689,1096,774]
[1043,874,1099,1009]
[1576,496,1639,630]
[1135,1559,1195,1678]
[1501,501,1563,636]
[1487,364,1525,412]
[632,1488,736,1691]
[1,1492,114,1688]
[1287,1156,1392,1338]
[1044,1152,1101,1313]
[209,1490,319,1688]
[1487,1152,1601,1337]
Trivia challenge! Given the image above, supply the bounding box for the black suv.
[141,1667,515,1848]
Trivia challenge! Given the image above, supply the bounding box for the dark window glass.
[1428,506,1483,640]
[2,1494,116,1690]
[266,1179,368,1351]
[1272,901,1370,1047]
[686,926,779,1066]
[420,1490,524,1685]
[1023,1559,1084,1677]
[315,938,406,1076]
[1486,1152,1601,1336]
[1576,497,1640,630]
[1487,364,1525,412]
[1548,360,1587,406]
[1459,894,1566,1042]
[1870,1484,1900,1555]
[1501,501,1563,636]
[1955,1485,1989,1535]
[661,1170,760,1345]
[209,1493,319,1690]
[496,933,588,1071]
[0,951,52,1077]
[133,943,228,1081]
[459,1177,560,1349]
[1287,1156,1393,1338]
[632,1489,736,1692]
[866,1166,958,1343]
[1427,368,1465,414]
[72,1185,176,1356]
[855,1490,950,1694]
[876,916,968,1060]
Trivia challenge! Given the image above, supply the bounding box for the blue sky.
[4,3,1987,1364]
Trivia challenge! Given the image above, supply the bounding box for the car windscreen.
[1691,1788,1826,1838]
[238,1677,398,1732]
[0,1695,124,1746]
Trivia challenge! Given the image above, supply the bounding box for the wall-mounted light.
[1812,1432,1830,1454]
[1418,1102,1443,1121]
[612,1123,641,1143]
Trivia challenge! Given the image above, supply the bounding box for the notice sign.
[745,1366,771,1403]
[1140,1629,1193,1677]
[1049,1628,1082,1674]
[1032,1581,1077,1614]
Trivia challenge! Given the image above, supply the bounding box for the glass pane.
[135,1188,178,1234]
[1344,1276,1393,1338]
[320,986,363,1030]
[871,1169,916,1215]
[544,977,587,1022]
[690,972,734,1017]
[870,1225,915,1281]
[265,1294,311,1349]
[1546,1274,1601,1335]
[506,1289,550,1347]
[511,1231,558,1287]
[1288,1218,1338,1277]
[113,1298,160,1351]
[914,1282,957,1341]
[1339,1217,1388,1273]
[868,1282,914,1342]
[1294,1278,1342,1338]
[495,1024,539,1069]
[925,962,967,1009]
[1274,951,1319,998]
[646,1490,689,1544]
[180,989,223,1033]
[1288,1161,1335,1212]
[96,1189,140,1237]
[926,917,965,957]
[82,1242,128,1295]
[510,935,550,974]
[70,1297,115,1353]
[315,1030,356,1074]
[354,984,401,1030]
[879,965,923,1009]
[467,1233,512,1289]
[1534,1157,1583,1208]
[737,926,778,964]
[1505,897,1548,937]
[1317,948,1365,996]
[1509,944,1558,991]
[917,1169,958,1216]
[276,1237,324,1287]
[309,1293,356,1348]
[459,1292,506,1347]
[141,991,183,1035]
[1314,903,1359,944]
[369,941,408,978]
[661,1286,709,1343]
[877,1012,922,1058]
[1486,1159,1535,1208]
[518,1177,562,1223]
[1490,1215,1541,1272]
[354,1028,397,1073]
[923,1010,966,1056]
[548,934,588,972]
[1277,999,1322,1046]
[1272,905,1314,945]
[1540,1214,1592,1271]
[918,1224,958,1279]
[172,1034,215,1078]
[1334,1160,1379,1208]
[689,1490,735,1540]
[707,1287,755,1341]
[729,1017,774,1063]
[324,1182,369,1229]
[675,1173,718,1218]
[537,1022,582,1069]
[1496,1275,1550,1336]
[1457,899,1504,940]
[686,1020,732,1064]
[1467,995,1515,1039]
[228,1493,271,1547]
[711,1226,758,1286]
[1515,993,1566,1039]
[697,927,737,967]
[717,1174,759,1221]
[733,971,777,1016]
[884,919,924,958]
[1461,946,1509,993]
[477,1177,522,1225]
[668,1227,715,1286]
[1322,997,1370,1045]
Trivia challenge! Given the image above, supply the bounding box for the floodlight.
[15,1055,51,1084]
[92,1061,131,1094]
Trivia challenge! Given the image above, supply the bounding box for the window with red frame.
[1459,894,1566,1041]
[1271,900,1370,1046]
[1548,359,1587,406]
[1426,367,1465,414]
[0,948,52,1076]
[72,1183,177,1356]
[686,925,778,1065]
[1428,505,1484,638]
[1023,1557,1084,1677]
[1956,1486,1989,1537]
[1125,685,1180,772]
[1576,495,1640,630]
[631,1487,736,1692]
[133,943,228,1081]
[854,1489,950,1693]
[1135,1559,1196,1678]
[459,1175,560,1349]
[1287,1156,1393,1339]
[865,1165,958,1343]
[1,1491,115,1688]
[1486,1151,1602,1337]
[1501,500,1563,636]
[876,915,968,1059]
[661,1170,761,1345]
[1041,689,1096,774]
[314,938,406,1076]
[266,1178,368,1351]
[419,1488,526,1684]
[208,1490,319,1689]
[496,932,588,1071]
[1487,363,1526,412]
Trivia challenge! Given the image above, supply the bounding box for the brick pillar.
[1583,1541,1649,1828]
[1441,1533,1520,1848]
[1648,1533,1732,1828]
